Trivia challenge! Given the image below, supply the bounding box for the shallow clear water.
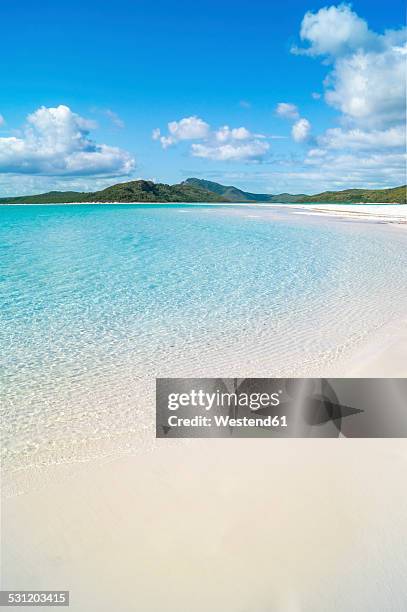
[2,204,407,480]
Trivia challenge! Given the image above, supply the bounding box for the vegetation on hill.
[0,191,89,204]
[0,179,405,205]
[184,178,406,204]
[0,180,228,204]
[86,180,228,202]
[296,185,406,204]
[183,178,305,202]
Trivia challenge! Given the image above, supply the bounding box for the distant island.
[0,178,405,204]
[184,179,406,204]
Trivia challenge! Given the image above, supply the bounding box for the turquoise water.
[2,204,407,477]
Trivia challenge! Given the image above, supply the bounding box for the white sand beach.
[3,440,407,611]
[3,314,407,611]
[328,316,407,377]
[285,203,407,224]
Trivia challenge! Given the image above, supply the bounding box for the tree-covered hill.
[183,178,305,203]
[0,180,228,204]
[0,179,405,204]
[184,178,406,204]
[296,185,406,204]
[0,191,90,204]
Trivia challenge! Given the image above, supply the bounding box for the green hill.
[0,180,228,204]
[0,190,90,204]
[184,178,406,204]
[0,179,405,205]
[183,178,304,203]
[296,185,406,204]
[86,180,228,202]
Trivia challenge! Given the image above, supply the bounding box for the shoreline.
[327,314,407,377]
[1,200,406,213]
[2,203,407,496]
[282,203,407,225]
[3,311,407,497]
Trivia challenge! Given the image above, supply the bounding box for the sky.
[0,0,405,195]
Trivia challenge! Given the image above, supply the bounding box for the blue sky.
[0,0,405,195]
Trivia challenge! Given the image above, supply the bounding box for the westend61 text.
[168,414,288,427]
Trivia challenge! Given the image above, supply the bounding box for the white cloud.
[311,92,321,100]
[276,102,300,120]
[197,124,269,160]
[287,4,406,188]
[302,150,406,186]
[0,105,135,176]
[292,118,312,143]
[152,128,161,140]
[191,140,269,161]
[293,5,406,130]
[215,125,252,142]
[154,116,269,161]
[0,174,131,197]
[319,126,405,150]
[248,150,406,193]
[307,148,328,158]
[294,4,374,57]
[168,116,209,140]
[153,116,210,148]
[325,40,407,128]
[105,109,125,128]
[153,131,176,149]
[275,103,312,144]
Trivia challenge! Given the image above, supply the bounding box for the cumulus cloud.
[294,4,406,130]
[319,126,405,150]
[0,174,129,197]
[302,150,406,186]
[294,4,374,57]
[276,103,300,120]
[325,40,406,128]
[276,103,312,143]
[254,149,406,193]
[194,6,405,190]
[191,140,269,161]
[215,126,252,142]
[154,117,269,161]
[0,105,135,176]
[288,4,406,186]
[153,116,210,148]
[292,118,312,143]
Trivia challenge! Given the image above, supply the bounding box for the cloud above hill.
[275,102,313,143]
[294,4,406,132]
[288,3,406,187]
[0,105,135,176]
[153,117,270,161]
[153,116,210,148]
